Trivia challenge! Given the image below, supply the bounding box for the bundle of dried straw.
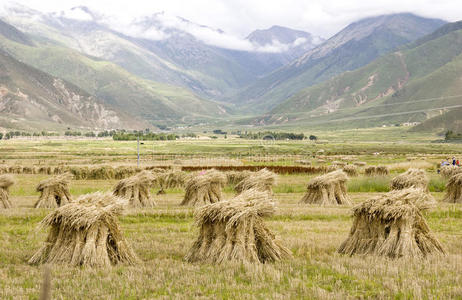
[0,174,15,209]
[113,170,157,207]
[181,169,226,206]
[338,188,443,258]
[390,168,429,192]
[29,192,138,267]
[185,189,292,264]
[234,168,276,195]
[300,170,351,205]
[35,173,73,208]
[443,173,462,203]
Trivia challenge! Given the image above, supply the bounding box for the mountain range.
[258,20,462,130]
[233,13,446,111]
[0,2,460,133]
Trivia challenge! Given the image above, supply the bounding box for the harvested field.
[1,137,462,298]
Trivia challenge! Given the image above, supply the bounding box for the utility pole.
[137,134,140,168]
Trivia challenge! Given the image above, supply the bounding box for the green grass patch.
[428,176,447,192]
[347,176,391,192]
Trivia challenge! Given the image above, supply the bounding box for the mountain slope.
[0,18,229,126]
[259,21,462,129]
[1,5,321,100]
[1,6,234,99]
[411,107,462,133]
[0,49,140,130]
[0,18,32,46]
[235,13,446,112]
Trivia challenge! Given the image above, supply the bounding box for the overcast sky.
[6,0,462,38]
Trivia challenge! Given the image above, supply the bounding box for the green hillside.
[411,107,462,133]
[259,21,462,129]
[0,28,229,127]
[234,13,445,112]
[2,7,274,100]
[0,49,142,130]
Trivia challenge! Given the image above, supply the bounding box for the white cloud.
[292,37,307,47]
[114,12,302,52]
[61,7,93,21]
[3,0,462,50]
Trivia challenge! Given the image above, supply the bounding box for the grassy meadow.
[1,135,462,299]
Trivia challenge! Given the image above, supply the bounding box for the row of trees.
[445,130,462,141]
[238,131,309,140]
[64,130,118,137]
[1,129,316,141]
[0,131,59,140]
[112,132,179,141]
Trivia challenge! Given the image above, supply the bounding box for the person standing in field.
[452,157,456,166]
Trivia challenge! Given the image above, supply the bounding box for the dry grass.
[338,188,444,258]
[444,173,462,203]
[390,168,429,192]
[332,161,347,167]
[0,174,15,209]
[181,169,226,206]
[388,161,434,172]
[365,166,389,176]
[225,170,253,185]
[185,189,292,264]
[154,170,191,193]
[440,165,462,179]
[300,170,351,205]
[35,173,73,208]
[234,168,277,195]
[113,171,157,208]
[1,137,462,298]
[29,192,139,267]
[343,164,359,177]
[1,181,461,298]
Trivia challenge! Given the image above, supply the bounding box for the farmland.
[1,132,462,299]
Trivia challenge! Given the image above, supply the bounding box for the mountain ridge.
[0,49,144,130]
[233,13,446,112]
[256,21,462,129]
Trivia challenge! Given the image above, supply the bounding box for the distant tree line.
[445,130,462,141]
[112,132,179,141]
[64,130,118,137]
[213,129,227,135]
[0,131,59,140]
[238,131,306,140]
